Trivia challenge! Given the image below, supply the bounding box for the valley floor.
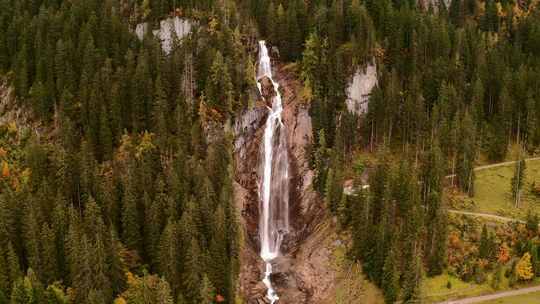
[422,158,540,304]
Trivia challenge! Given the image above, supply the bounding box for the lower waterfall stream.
[256,40,290,304]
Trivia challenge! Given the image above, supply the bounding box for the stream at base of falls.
[256,40,290,304]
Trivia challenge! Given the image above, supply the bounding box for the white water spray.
[257,40,290,304]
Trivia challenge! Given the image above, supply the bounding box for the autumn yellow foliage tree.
[516,252,534,281]
[1,161,9,177]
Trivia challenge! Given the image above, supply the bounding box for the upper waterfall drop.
[256,40,290,304]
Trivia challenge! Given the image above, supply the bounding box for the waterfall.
[256,40,290,303]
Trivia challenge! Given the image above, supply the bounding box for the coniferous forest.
[0,0,540,303]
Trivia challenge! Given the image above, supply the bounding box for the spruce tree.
[153,76,169,150]
[427,211,448,276]
[382,244,400,304]
[402,249,423,304]
[6,242,22,290]
[91,235,112,303]
[121,171,142,253]
[511,158,526,206]
[457,112,476,196]
[158,220,181,297]
[199,275,216,304]
[98,106,113,161]
[40,224,58,285]
[107,230,127,295]
[182,238,202,301]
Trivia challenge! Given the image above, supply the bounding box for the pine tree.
[72,236,93,303]
[266,2,277,43]
[313,130,330,193]
[107,230,127,295]
[284,4,301,62]
[10,278,31,304]
[155,277,174,304]
[52,194,68,279]
[427,210,448,276]
[199,275,216,304]
[83,197,107,242]
[478,224,493,260]
[99,106,113,161]
[30,81,50,120]
[525,211,539,234]
[0,254,8,300]
[40,223,58,285]
[205,51,233,116]
[382,244,400,304]
[121,171,142,253]
[457,112,476,196]
[482,0,499,32]
[133,51,152,132]
[158,220,181,296]
[209,206,229,299]
[91,235,112,303]
[471,77,485,135]
[153,76,169,150]
[22,203,42,281]
[7,242,22,290]
[14,45,29,98]
[182,238,201,301]
[402,248,423,304]
[145,191,163,270]
[511,158,526,206]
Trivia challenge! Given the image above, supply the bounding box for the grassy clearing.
[465,159,540,219]
[478,290,540,304]
[422,273,495,303]
[422,272,540,303]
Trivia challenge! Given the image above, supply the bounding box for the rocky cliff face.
[417,0,451,11]
[346,63,377,116]
[234,66,339,303]
[0,77,45,139]
[136,17,193,54]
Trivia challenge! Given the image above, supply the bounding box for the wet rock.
[236,64,338,303]
[258,76,276,102]
[234,105,267,162]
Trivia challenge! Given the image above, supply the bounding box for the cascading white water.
[256,40,290,304]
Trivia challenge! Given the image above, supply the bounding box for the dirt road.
[435,285,540,303]
[446,210,526,224]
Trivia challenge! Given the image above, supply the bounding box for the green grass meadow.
[471,159,540,219]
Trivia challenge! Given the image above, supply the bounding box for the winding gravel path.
[435,285,540,304]
[473,157,540,171]
[446,157,540,179]
[446,210,526,224]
